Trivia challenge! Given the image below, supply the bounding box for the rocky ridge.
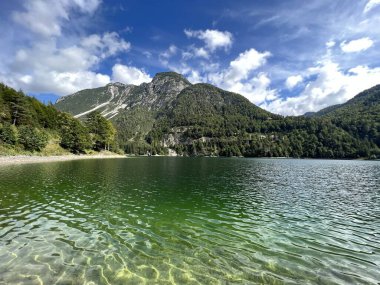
[55,72,191,119]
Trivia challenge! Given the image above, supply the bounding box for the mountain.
[303,104,343,117]
[56,72,278,154]
[304,85,380,147]
[55,73,380,158]
[55,72,191,119]
[157,82,277,138]
[305,85,380,119]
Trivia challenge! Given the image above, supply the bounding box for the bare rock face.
[148,72,191,108]
[55,72,191,119]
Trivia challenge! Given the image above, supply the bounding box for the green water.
[0,158,379,284]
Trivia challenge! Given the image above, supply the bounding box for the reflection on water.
[0,158,379,284]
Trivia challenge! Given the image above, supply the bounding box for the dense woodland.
[0,83,117,155]
[1,82,379,159]
[122,84,380,159]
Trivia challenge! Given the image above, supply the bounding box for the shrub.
[18,126,48,151]
[0,123,18,145]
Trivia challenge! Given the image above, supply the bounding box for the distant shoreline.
[0,154,127,166]
[0,154,377,166]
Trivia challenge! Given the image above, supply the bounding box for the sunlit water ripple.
[0,158,379,284]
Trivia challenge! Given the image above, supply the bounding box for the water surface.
[0,158,379,284]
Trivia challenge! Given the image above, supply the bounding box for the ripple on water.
[0,158,379,284]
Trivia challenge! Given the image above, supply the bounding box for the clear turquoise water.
[0,158,379,284]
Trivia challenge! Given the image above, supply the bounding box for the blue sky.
[0,0,380,115]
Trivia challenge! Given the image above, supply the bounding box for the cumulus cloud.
[225,72,278,104]
[38,72,110,94]
[340,37,374,53]
[2,70,110,95]
[285,75,303,89]
[112,64,152,85]
[184,29,233,51]
[262,59,380,115]
[12,33,127,74]
[12,0,101,37]
[364,0,380,13]
[3,30,130,95]
[221,48,271,82]
[207,48,276,104]
[2,0,133,96]
[80,32,131,58]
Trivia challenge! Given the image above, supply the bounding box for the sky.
[0,0,380,115]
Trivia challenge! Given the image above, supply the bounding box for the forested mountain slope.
[304,85,380,147]
[55,73,380,158]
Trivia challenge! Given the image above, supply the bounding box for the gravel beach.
[0,154,126,166]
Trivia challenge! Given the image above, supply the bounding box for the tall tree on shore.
[86,111,117,151]
[59,113,91,153]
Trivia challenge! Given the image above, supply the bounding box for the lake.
[0,158,379,284]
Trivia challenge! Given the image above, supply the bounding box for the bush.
[0,123,18,145]
[18,126,48,151]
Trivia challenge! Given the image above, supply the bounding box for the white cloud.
[70,0,101,13]
[41,71,110,94]
[159,45,178,65]
[1,0,134,96]
[224,48,271,82]
[12,0,101,37]
[187,70,204,83]
[2,70,110,95]
[81,32,131,58]
[15,33,128,74]
[4,30,130,95]
[112,64,151,85]
[326,41,336,48]
[184,29,233,51]
[192,47,209,59]
[340,37,374,53]
[364,0,380,13]
[285,75,303,89]
[207,48,275,104]
[225,72,278,104]
[182,46,210,60]
[160,45,178,59]
[262,59,380,115]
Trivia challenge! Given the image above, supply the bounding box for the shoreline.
[0,154,127,166]
[0,154,377,166]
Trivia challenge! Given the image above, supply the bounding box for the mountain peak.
[107,82,130,87]
[152,72,191,84]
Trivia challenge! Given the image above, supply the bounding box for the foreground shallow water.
[0,158,379,284]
